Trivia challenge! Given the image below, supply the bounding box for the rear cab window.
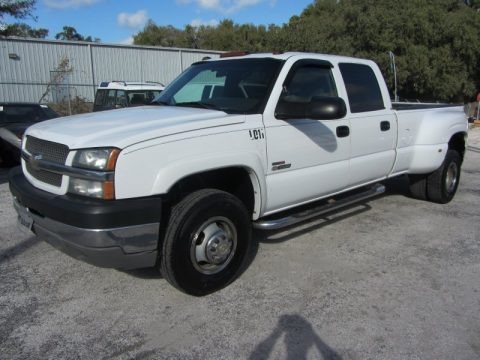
[339,63,385,113]
[127,90,161,105]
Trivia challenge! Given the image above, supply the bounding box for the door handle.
[380,121,390,131]
[336,125,350,138]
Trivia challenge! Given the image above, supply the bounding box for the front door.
[263,60,351,214]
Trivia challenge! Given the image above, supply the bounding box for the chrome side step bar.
[253,183,386,230]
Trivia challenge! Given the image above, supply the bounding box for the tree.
[0,0,36,21]
[55,26,99,42]
[0,1,49,39]
[464,0,480,9]
[1,22,47,38]
[39,56,72,103]
[133,21,186,47]
[133,0,480,102]
[268,0,478,102]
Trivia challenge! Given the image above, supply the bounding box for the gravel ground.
[0,128,479,360]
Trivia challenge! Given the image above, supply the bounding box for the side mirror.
[275,96,347,120]
[307,97,347,120]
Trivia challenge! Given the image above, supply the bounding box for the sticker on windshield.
[0,106,3,111]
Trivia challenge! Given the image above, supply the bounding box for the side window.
[116,90,127,107]
[94,90,106,106]
[145,91,160,103]
[275,64,337,119]
[105,90,116,107]
[339,63,385,113]
[282,65,338,103]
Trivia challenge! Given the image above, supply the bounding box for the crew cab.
[9,52,468,295]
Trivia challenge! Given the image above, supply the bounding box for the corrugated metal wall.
[0,38,222,103]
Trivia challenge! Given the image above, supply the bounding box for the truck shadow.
[288,120,338,153]
[122,267,164,279]
[122,177,410,281]
[0,166,13,185]
[249,313,342,360]
[0,236,40,265]
[122,235,261,285]
[257,175,409,244]
[467,145,480,153]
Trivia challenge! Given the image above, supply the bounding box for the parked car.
[93,81,165,112]
[10,52,468,295]
[0,103,59,166]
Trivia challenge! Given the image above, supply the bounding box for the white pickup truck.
[10,52,468,295]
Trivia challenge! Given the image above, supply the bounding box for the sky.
[9,0,314,45]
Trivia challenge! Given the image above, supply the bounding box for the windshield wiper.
[175,101,220,111]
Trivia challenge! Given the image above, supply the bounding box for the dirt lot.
[1,129,479,360]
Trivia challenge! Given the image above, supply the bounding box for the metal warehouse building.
[0,37,222,103]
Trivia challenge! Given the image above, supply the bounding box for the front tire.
[160,189,252,296]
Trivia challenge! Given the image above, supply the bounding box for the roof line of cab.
[214,51,374,64]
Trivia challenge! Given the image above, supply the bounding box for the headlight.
[69,178,113,199]
[69,147,119,200]
[72,148,120,171]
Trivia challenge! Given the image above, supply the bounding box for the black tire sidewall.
[440,150,461,202]
[164,191,251,295]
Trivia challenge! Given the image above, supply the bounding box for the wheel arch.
[152,155,266,220]
[448,131,467,161]
[167,166,262,220]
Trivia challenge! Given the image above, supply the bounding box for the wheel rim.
[190,217,237,275]
[445,162,458,194]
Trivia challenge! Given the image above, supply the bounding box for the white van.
[93,81,164,112]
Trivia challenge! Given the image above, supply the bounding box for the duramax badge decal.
[249,129,265,140]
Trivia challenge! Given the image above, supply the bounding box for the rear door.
[339,63,397,186]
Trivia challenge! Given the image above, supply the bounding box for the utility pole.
[389,51,398,102]
[477,92,480,120]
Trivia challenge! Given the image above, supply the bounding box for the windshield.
[153,58,284,114]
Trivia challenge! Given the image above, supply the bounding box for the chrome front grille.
[25,136,69,163]
[25,161,63,186]
[24,136,69,187]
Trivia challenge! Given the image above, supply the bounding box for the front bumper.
[9,167,162,269]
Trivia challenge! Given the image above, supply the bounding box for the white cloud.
[198,0,221,10]
[226,0,262,13]
[119,36,134,45]
[117,10,148,29]
[43,0,102,9]
[177,0,271,14]
[190,18,219,28]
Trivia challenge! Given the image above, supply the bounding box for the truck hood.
[25,106,244,149]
